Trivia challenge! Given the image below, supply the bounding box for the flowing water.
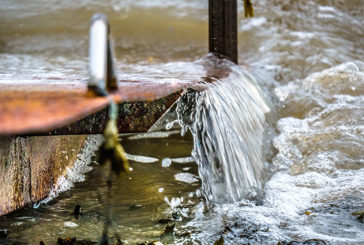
[176,56,275,204]
[1,0,364,244]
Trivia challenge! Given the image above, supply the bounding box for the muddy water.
[0,0,363,244]
[0,133,200,244]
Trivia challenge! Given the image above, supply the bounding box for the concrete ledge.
[0,135,86,216]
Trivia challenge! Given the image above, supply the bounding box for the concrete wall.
[0,135,86,216]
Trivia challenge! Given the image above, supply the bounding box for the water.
[180,61,364,244]
[0,133,200,244]
[1,0,364,244]
[177,55,274,204]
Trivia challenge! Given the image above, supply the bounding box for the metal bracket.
[88,13,118,96]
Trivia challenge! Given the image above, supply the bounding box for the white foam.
[128,130,180,140]
[161,158,172,168]
[64,222,78,228]
[33,135,103,208]
[174,173,199,184]
[184,62,364,244]
[171,157,195,164]
[126,153,159,163]
[240,17,267,31]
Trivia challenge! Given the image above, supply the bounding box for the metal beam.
[0,9,240,137]
[44,90,182,135]
[209,0,238,64]
[0,81,187,136]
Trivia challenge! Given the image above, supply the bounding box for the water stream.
[0,0,363,244]
[176,56,274,204]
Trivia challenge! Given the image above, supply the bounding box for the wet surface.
[0,133,199,244]
[0,0,363,244]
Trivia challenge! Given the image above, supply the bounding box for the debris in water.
[172,211,181,220]
[164,223,175,234]
[0,229,7,238]
[279,239,327,245]
[243,0,254,18]
[223,226,233,234]
[157,218,173,224]
[129,204,143,210]
[137,241,164,245]
[72,205,83,218]
[213,236,224,245]
[98,113,129,174]
[160,223,175,241]
[97,103,131,244]
[303,239,327,245]
[114,233,127,245]
[352,210,364,223]
[97,101,131,243]
[57,237,76,245]
[147,57,154,64]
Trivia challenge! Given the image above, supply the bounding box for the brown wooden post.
[209,0,238,64]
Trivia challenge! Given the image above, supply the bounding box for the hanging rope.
[98,99,130,175]
[95,96,129,245]
[88,13,129,244]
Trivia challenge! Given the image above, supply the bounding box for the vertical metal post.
[89,13,117,95]
[209,0,238,64]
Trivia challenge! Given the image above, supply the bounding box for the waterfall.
[178,56,273,204]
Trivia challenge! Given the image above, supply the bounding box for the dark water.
[0,133,201,244]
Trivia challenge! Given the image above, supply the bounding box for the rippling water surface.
[0,0,363,244]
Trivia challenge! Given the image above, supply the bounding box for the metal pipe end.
[90,13,109,27]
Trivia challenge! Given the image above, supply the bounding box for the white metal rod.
[88,13,109,92]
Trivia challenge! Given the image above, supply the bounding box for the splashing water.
[1,0,363,244]
[177,56,274,204]
[178,61,364,245]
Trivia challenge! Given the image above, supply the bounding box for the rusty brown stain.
[0,80,191,136]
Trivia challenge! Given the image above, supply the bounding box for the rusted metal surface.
[0,80,188,136]
[209,0,238,64]
[48,90,182,135]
